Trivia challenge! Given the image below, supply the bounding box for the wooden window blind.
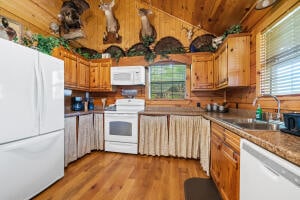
[260,6,300,95]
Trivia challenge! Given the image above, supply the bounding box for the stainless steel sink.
[221,118,283,131]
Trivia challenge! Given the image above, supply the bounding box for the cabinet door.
[99,59,112,91]
[220,143,240,200]
[214,54,219,88]
[62,50,77,87]
[210,133,222,188]
[191,54,214,90]
[227,36,250,86]
[89,62,101,90]
[77,58,90,89]
[217,44,228,88]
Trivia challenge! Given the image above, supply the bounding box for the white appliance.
[104,99,145,154]
[240,139,300,200]
[111,66,145,85]
[0,38,64,200]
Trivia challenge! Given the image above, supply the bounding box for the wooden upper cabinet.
[216,44,228,88]
[60,49,77,88]
[90,62,101,90]
[214,33,250,89]
[89,59,112,92]
[211,122,240,200]
[191,53,214,90]
[99,59,112,91]
[77,58,90,90]
[227,35,250,86]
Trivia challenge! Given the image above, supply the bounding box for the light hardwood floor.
[33,152,208,200]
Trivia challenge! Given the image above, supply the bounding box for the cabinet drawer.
[212,122,225,140]
[224,129,240,153]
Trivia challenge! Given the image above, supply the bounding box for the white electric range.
[104,98,145,154]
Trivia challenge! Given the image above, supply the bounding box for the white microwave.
[111,66,145,85]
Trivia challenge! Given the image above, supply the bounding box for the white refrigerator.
[0,38,64,200]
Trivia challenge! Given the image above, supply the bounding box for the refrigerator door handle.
[34,58,41,129]
[39,57,47,125]
[33,61,39,115]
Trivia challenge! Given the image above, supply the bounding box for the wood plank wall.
[0,0,210,52]
[226,0,300,113]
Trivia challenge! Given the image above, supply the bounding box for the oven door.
[104,113,138,143]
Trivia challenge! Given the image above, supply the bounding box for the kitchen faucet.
[252,95,281,121]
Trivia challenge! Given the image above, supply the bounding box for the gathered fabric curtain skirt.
[200,117,210,176]
[139,115,169,156]
[138,114,210,175]
[169,115,201,159]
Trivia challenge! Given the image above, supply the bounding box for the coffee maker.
[88,98,94,110]
[71,97,84,111]
[280,113,300,136]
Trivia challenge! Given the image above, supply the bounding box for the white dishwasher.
[240,139,300,200]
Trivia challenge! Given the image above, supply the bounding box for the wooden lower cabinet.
[211,122,240,200]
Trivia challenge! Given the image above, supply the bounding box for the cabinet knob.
[230,48,234,52]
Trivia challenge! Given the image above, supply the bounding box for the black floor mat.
[184,178,221,200]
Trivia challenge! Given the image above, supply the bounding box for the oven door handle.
[105,114,138,118]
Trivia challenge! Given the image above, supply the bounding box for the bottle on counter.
[256,104,263,120]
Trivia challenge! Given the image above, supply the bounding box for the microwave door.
[111,72,134,85]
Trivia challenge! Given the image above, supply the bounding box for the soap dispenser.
[256,104,263,120]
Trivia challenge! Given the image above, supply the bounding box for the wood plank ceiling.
[142,0,258,35]
[0,0,261,51]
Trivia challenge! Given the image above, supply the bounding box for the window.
[260,6,300,96]
[149,63,186,99]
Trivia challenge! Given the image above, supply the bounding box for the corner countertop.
[140,107,300,166]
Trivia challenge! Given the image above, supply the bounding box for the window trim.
[256,2,300,97]
[146,61,190,100]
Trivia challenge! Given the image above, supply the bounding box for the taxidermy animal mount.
[0,17,17,41]
[58,0,90,40]
[138,8,156,43]
[99,0,121,44]
[181,25,200,41]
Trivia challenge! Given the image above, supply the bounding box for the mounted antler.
[99,0,120,42]
[182,25,197,41]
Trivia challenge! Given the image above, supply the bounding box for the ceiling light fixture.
[255,0,279,10]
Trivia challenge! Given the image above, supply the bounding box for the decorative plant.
[222,24,242,39]
[111,50,123,63]
[144,51,156,63]
[141,35,155,47]
[76,48,102,59]
[22,34,70,55]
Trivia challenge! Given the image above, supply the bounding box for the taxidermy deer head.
[58,0,90,39]
[182,26,200,40]
[99,0,120,41]
[138,8,156,42]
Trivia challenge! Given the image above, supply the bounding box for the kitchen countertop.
[139,106,204,115]
[64,107,104,117]
[140,107,300,166]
